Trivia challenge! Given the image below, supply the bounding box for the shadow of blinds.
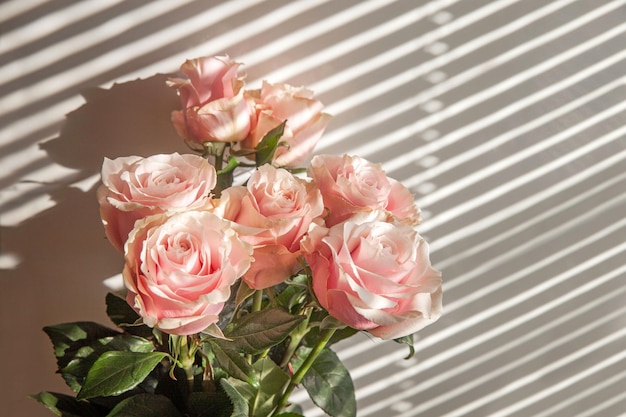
[1,0,625,416]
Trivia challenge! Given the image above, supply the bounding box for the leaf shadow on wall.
[0,74,189,417]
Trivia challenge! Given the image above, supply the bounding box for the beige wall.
[2,1,626,416]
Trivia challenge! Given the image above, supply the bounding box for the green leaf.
[100,334,155,353]
[105,292,137,326]
[44,322,120,367]
[394,334,415,359]
[188,391,234,417]
[220,378,250,417]
[217,156,240,176]
[31,391,106,417]
[56,333,155,393]
[255,120,286,166]
[295,347,356,417]
[105,394,182,417]
[250,357,290,415]
[276,275,309,312]
[105,293,153,338]
[222,358,290,417]
[77,351,168,400]
[207,340,253,382]
[275,414,305,417]
[224,308,304,353]
[43,322,123,392]
[304,324,357,348]
[69,334,154,392]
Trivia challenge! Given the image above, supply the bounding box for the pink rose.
[240,82,331,167]
[123,211,252,335]
[97,153,216,252]
[168,55,251,147]
[302,211,442,340]
[308,154,420,226]
[215,164,324,289]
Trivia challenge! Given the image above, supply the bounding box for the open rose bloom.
[97,153,216,252]
[302,211,442,340]
[239,82,332,167]
[308,154,421,226]
[123,211,252,335]
[215,164,324,289]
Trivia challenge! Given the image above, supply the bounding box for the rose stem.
[245,290,265,364]
[271,327,337,416]
[279,307,312,369]
[252,289,263,312]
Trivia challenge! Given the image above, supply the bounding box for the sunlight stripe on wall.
[349,258,626,417]
[0,0,194,85]
[360,294,626,416]
[316,0,620,153]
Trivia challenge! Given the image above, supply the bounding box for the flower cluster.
[35,55,442,417]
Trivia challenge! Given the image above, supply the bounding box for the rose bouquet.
[34,55,442,417]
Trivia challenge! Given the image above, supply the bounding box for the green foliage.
[44,322,120,367]
[206,340,252,382]
[31,391,107,417]
[106,394,182,417]
[394,334,415,359]
[222,358,290,417]
[220,378,251,417]
[293,347,356,417]
[304,316,358,348]
[105,293,153,338]
[77,351,168,400]
[37,276,420,416]
[222,308,305,353]
[187,391,234,417]
[254,121,287,167]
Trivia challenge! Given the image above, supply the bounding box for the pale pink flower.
[215,164,324,289]
[97,153,216,252]
[308,154,420,226]
[123,211,252,335]
[240,82,331,167]
[169,55,251,147]
[302,211,442,340]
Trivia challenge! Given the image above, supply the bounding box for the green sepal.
[292,347,356,417]
[393,334,415,359]
[105,394,182,417]
[234,280,256,312]
[255,120,287,167]
[77,351,168,400]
